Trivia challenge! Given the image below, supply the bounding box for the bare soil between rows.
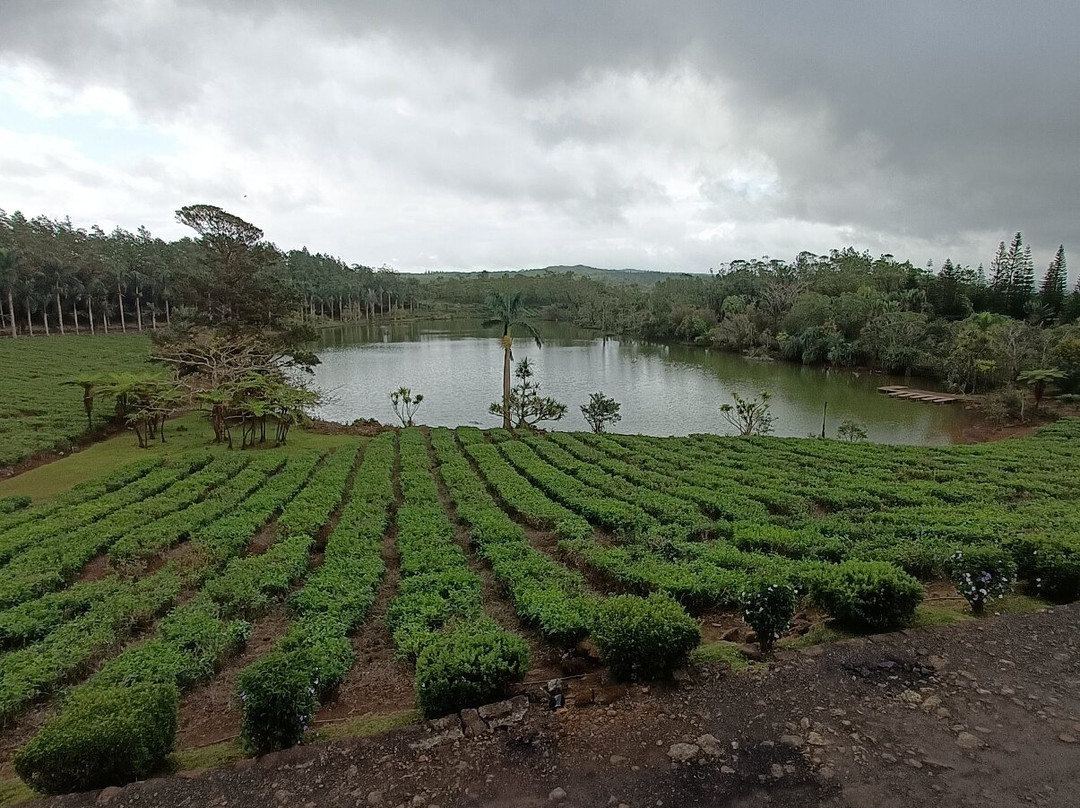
[31,605,1080,808]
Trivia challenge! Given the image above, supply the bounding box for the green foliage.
[1008,535,1080,603]
[415,620,530,718]
[431,428,593,644]
[720,390,775,436]
[740,578,799,652]
[947,546,1016,613]
[580,391,622,433]
[487,357,566,429]
[390,386,424,427]
[810,562,923,630]
[836,420,868,442]
[589,594,700,680]
[236,436,393,752]
[14,684,178,795]
[0,496,30,514]
[237,648,320,754]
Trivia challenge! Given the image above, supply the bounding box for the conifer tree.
[1039,245,1067,318]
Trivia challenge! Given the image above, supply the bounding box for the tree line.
[5,205,1077,396]
[0,209,425,338]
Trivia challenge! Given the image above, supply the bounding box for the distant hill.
[415,264,691,287]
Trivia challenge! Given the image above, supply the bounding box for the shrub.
[415,620,530,718]
[740,578,798,652]
[237,649,319,754]
[1008,536,1080,603]
[0,496,31,514]
[14,684,178,795]
[810,562,923,630]
[947,546,1016,614]
[589,594,700,680]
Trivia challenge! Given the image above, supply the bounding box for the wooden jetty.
[877,385,962,404]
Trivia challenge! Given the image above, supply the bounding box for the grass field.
[0,335,155,469]
[1,420,1078,797]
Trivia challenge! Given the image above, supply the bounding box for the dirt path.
[33,605,1080,808]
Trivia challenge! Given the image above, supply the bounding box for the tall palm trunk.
[55,286,65,335]
[117,284,126,332]
[43,308,50,336]
[135,286,143,332]
[25,298,33,336]
[7,290,15,338]
[73,303,80,335]
[88,295,95,334]
[164,297,171,325]
[501,332,513,429]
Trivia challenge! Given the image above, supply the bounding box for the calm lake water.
[311,319,971,445]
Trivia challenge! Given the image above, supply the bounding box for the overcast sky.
[2,1,1077,276]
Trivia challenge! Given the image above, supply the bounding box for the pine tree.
[1039,245,1067,318]
[988,241,1010,314]
[1005,233,1033,319]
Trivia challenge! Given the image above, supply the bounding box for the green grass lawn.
[0,335,155,469]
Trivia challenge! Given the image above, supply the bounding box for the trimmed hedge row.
[551,433,738,525]
[0,456,161,535]
[0,453,219,607]
[463,441,590,540]
[521,436,706,529]
[13,450,337,793]
[107,454,285,565]
[0,566,185,721]
[237,435,395,753]
[389,429,529,718]
[0,454,206,565]
[202,445,359,616]
[431,427,594,645]
[498,440,655,535]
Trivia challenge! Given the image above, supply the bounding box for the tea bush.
[589,593,700,680]
[415,619,530,718]
[14,683,177,794]
[810,562,923,630]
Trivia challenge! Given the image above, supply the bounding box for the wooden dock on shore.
[877,385,963,404]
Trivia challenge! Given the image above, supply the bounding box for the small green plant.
[589,593,700,680]
[947,547,1015,614]
[836,420,868,442]
[810,561,923,630]
[390,387,424,427]
[720,390,775,436]
[488,358,566,429]
[740,578,798,653]
[414,620,530,718]
[580,392,622,434]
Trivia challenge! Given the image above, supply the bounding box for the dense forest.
[1,207,1077,397]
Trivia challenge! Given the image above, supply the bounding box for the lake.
[311,319,971,445]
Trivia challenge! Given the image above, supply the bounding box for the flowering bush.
[948,547,1016,614]
[740,578,799,652]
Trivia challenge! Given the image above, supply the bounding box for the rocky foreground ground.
[41,606,1080,808]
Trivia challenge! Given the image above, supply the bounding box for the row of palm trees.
[0,210,426,338]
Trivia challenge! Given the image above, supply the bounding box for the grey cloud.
[0,0,1076,271]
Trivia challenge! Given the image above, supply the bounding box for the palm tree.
[481,291,542,429]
